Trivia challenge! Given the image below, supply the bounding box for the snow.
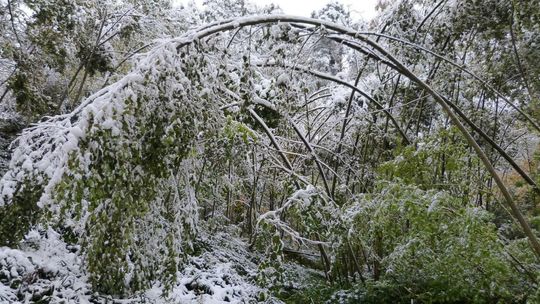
[0,228,91,303]
[427,199,438,213]
[276,73,289,86]
[0,226,276,303]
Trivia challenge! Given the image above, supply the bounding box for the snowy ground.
[0,227,282,303]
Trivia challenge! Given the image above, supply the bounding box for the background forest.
[1,0,540,303]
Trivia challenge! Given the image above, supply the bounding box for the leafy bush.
[342,182,529,302]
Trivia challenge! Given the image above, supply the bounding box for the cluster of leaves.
[344,182,529,302]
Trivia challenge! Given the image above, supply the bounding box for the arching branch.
[355,35,540,259]
[175,14,540,258]
[353,31,540,133]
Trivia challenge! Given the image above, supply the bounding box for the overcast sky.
[175,0,379,20]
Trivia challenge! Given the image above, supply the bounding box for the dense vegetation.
[1,0,540,302]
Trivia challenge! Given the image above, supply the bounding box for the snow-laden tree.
[0,3,540,301]
[0,0,202,121]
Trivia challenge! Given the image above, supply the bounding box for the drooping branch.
[353,31,540,133]
[344,31,538,190]
[354,34,540,259]
[171,14,540,258]
[443,93,538,190]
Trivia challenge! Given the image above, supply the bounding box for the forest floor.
[0,225,286,303]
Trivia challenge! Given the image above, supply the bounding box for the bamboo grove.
[1,0,540,302]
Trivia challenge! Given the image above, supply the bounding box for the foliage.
[342,182,530,302]
[0,42,222,295]
[379,126,482,198]
[1,0,540,302]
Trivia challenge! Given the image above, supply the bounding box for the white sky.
[175,0,379,20]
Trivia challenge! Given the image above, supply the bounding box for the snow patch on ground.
[0,228,90,303]
[0,227,281,303]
